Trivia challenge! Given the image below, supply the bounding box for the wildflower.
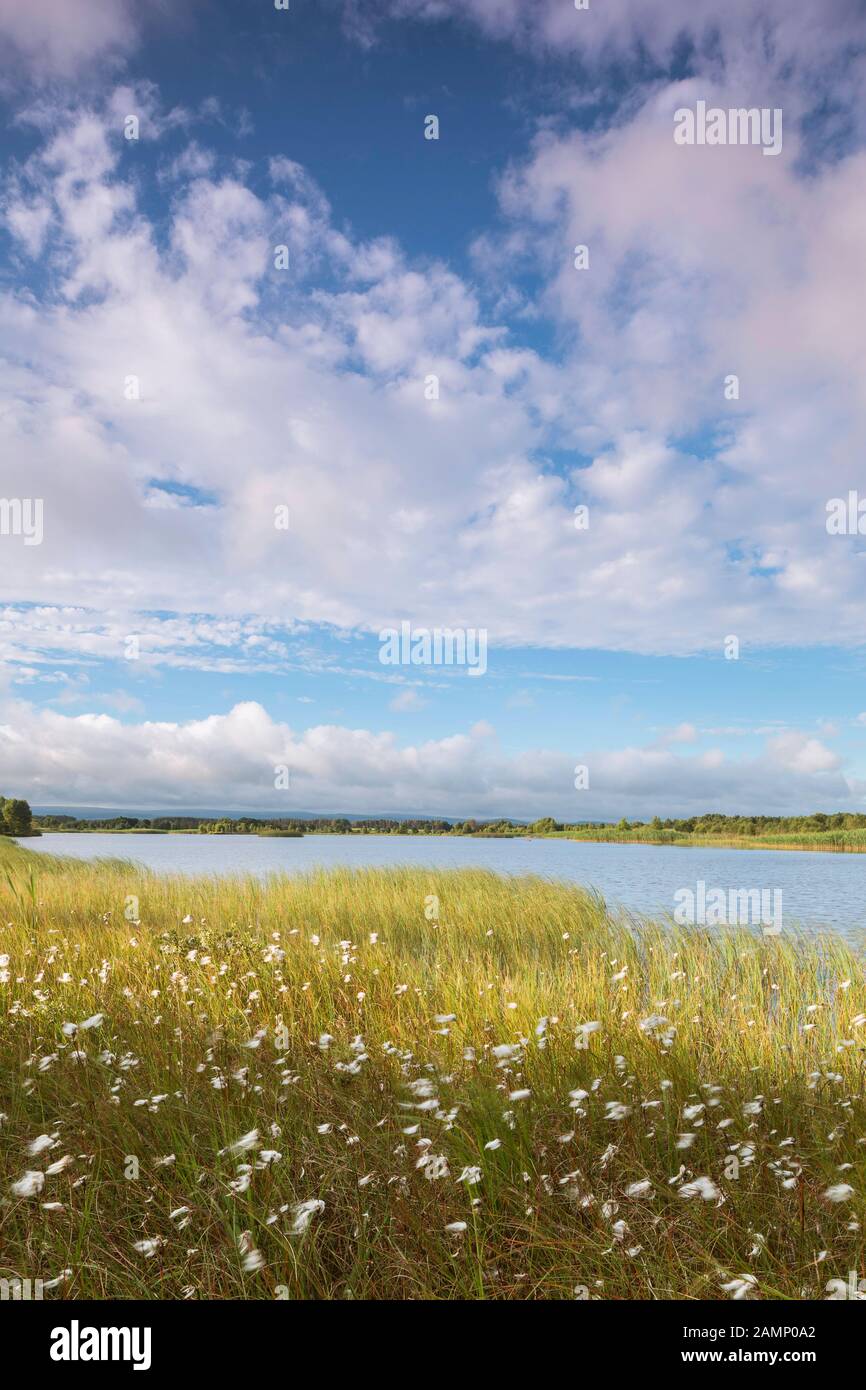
[626,1180,652,1198]
[721,1274,757,1300]
[219,1129,259,1158]
[417,1153,450,1180]
[604,1102,631,1122]
[44,1155,73,1175]
[679,1176,722,1202]
[11,1170,44,1198]
[27,1134,57,1156]
[238,1231,264,1272]
[639,1014,668,1033]
[824,1183,855,1202]
[289,1198,325,1235]
[575,1021,601,1044]
[133,1238,163,1258]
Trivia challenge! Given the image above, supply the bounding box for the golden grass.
[555,827,866,853]
[0,837,864,1300]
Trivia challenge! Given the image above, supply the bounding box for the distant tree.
[2,798,33,835]
[529,817,560,834]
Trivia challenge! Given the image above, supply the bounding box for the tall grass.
[554,827,866,853]
[0,838,864,1300]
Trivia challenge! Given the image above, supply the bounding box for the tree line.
[15,806,866,837]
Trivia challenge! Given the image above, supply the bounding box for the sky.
[1,0,866,819]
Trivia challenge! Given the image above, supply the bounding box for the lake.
[23,832,866,940]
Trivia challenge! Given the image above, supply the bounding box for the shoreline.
[21,826,866,854]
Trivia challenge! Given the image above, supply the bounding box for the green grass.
[552,826,866,853]
[0,837,864,1301]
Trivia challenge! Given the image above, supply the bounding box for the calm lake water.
[24,832,866,940]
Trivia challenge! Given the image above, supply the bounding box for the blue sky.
[1,0,866,817]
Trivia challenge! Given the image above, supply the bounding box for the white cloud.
[362,0,864,91]
[1,75,865,678]
[389,689,427,712]
[0,0,147,80]
[0,698,856,818]
[766,732,841,775]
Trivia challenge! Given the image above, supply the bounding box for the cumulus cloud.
[0,698,855,818]
[0,0,152,80]
[1,77,866,678]
[354,0,865,90]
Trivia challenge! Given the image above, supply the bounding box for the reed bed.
[555,827,866,853]
[0,838,864,1301]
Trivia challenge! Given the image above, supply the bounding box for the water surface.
[24,832,866,941]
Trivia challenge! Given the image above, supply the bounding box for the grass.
[552,827,866,853]
[33,825,866,852]
[0,835,864,1301]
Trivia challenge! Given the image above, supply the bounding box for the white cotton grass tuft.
[289,1198,325,1235]
[44,1155,73,1175]
[27,1133,57,1156]
[604,1101,631,1121]
[133,1238,163,1258]
[11,1170,45,1198]
[679,1176,722,1202]
[824,1183,855,1202]
[626,1180,653,1198]
[219,1129,259,1158]
[720,1274,757,1300]
[238,1230,265,1272]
